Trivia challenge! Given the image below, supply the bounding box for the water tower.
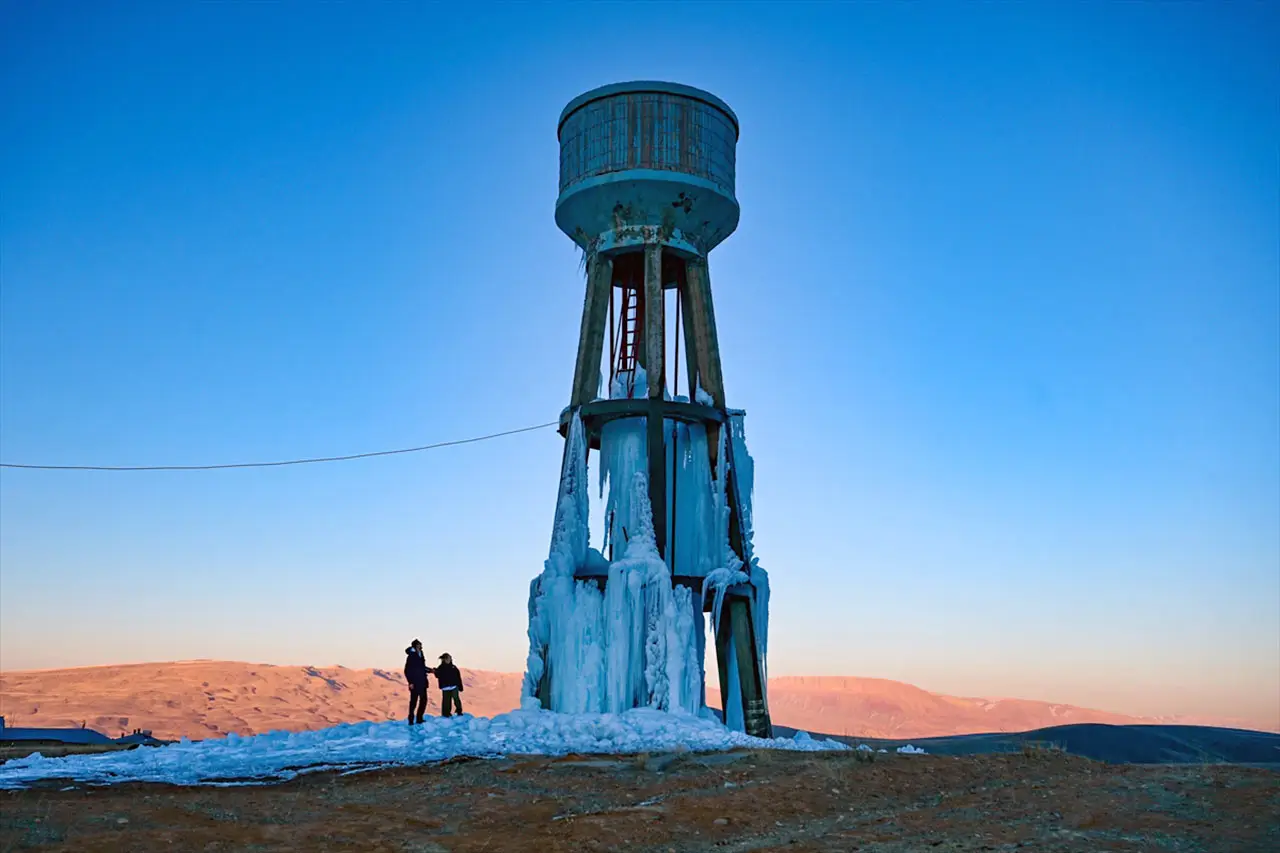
[522,82,771,738]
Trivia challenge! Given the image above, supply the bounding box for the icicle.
[673,423,717,578]
[694,378,714,407]
[547,414,591,576]
[603,559,637,712]
[608,371,628,400]
[610,364,648,400]
[702,567,747,635]
[709,427,744,584]
[522,414,592,710]
[600,418,646,551]
[525,392,730,720]
[750,565,770,684]
[552,581,604,714]
[633,364,648,398]
[644,576,671,709]
[521,576,547,707]
[611,471,670,709]
[728,413,769,681]
[664,584,701,714]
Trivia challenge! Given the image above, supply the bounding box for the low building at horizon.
[0,715,166,748]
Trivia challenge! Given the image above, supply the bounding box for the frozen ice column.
[523,82,772,737]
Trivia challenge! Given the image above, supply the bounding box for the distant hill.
[0,661,524,741]
[757,676,1276,739]
[767,721,1280,766]
[0,661,1272,743]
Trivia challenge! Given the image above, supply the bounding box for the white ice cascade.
[702,427,747,632]
[522,413,602,712]
[729,412,770,682]
[523,410,704,716]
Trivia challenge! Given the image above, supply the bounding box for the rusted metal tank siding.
[559,92,737,197]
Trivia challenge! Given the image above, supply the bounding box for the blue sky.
[2,2,1276,726]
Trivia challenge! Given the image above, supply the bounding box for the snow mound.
[0,708,847,789]
[897,744,927,755]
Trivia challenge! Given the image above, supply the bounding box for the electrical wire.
[0,421,559,472]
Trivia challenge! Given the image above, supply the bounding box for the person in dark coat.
[404,639,430,725]
[435,652,464,717]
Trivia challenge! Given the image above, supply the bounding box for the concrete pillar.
[643,244,665,399]
[729,597,772,739]
[681,257,725,407]
[570,255,613,408]
[714,602,731,718]
[712,596,771,738]
[643,243,667,557]
[682,256,727,470]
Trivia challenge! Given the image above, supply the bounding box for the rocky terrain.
[2,747,1277,852]
[1,661,1273,743]
[0,661,522,740]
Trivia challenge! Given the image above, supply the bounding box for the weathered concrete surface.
[571,255,613,407]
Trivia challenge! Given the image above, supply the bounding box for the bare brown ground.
[0,744,136,763]
[2,750,1276,852]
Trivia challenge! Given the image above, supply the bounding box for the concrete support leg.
[682,257,726,469]
[570,255,614,408]
[721,419,749,589]
[714,603,731,717]
[536,645,552,711]
[643,244,665,398]
[681,257,726,407]
[680,256,771,735]
[643,244,667,558]
[711,595,771,738]
[729,596,772,739]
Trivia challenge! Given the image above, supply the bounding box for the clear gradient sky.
[1,2,1277,727]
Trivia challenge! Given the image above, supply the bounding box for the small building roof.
[0,727,114,745]
[115,732,165,746]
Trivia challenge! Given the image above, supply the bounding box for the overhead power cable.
[0,421,559,472]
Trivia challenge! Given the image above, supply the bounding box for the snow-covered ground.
[0,708,847,789]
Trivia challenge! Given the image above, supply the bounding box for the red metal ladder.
[614,286,641,394]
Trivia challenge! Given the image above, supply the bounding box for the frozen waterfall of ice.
[523,387,771,728]
[668,420,719,578]
[729,412,770,680]
[523,412,703,716]
[609,365,647,400]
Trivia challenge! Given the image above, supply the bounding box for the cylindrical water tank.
[555,81,740,256]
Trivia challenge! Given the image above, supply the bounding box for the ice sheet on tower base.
[0,711,847,790]
[523,412,704,716]
[523,402,771,731]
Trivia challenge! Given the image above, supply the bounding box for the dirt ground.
[0,744,137,763]
[1,749,1276,852]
